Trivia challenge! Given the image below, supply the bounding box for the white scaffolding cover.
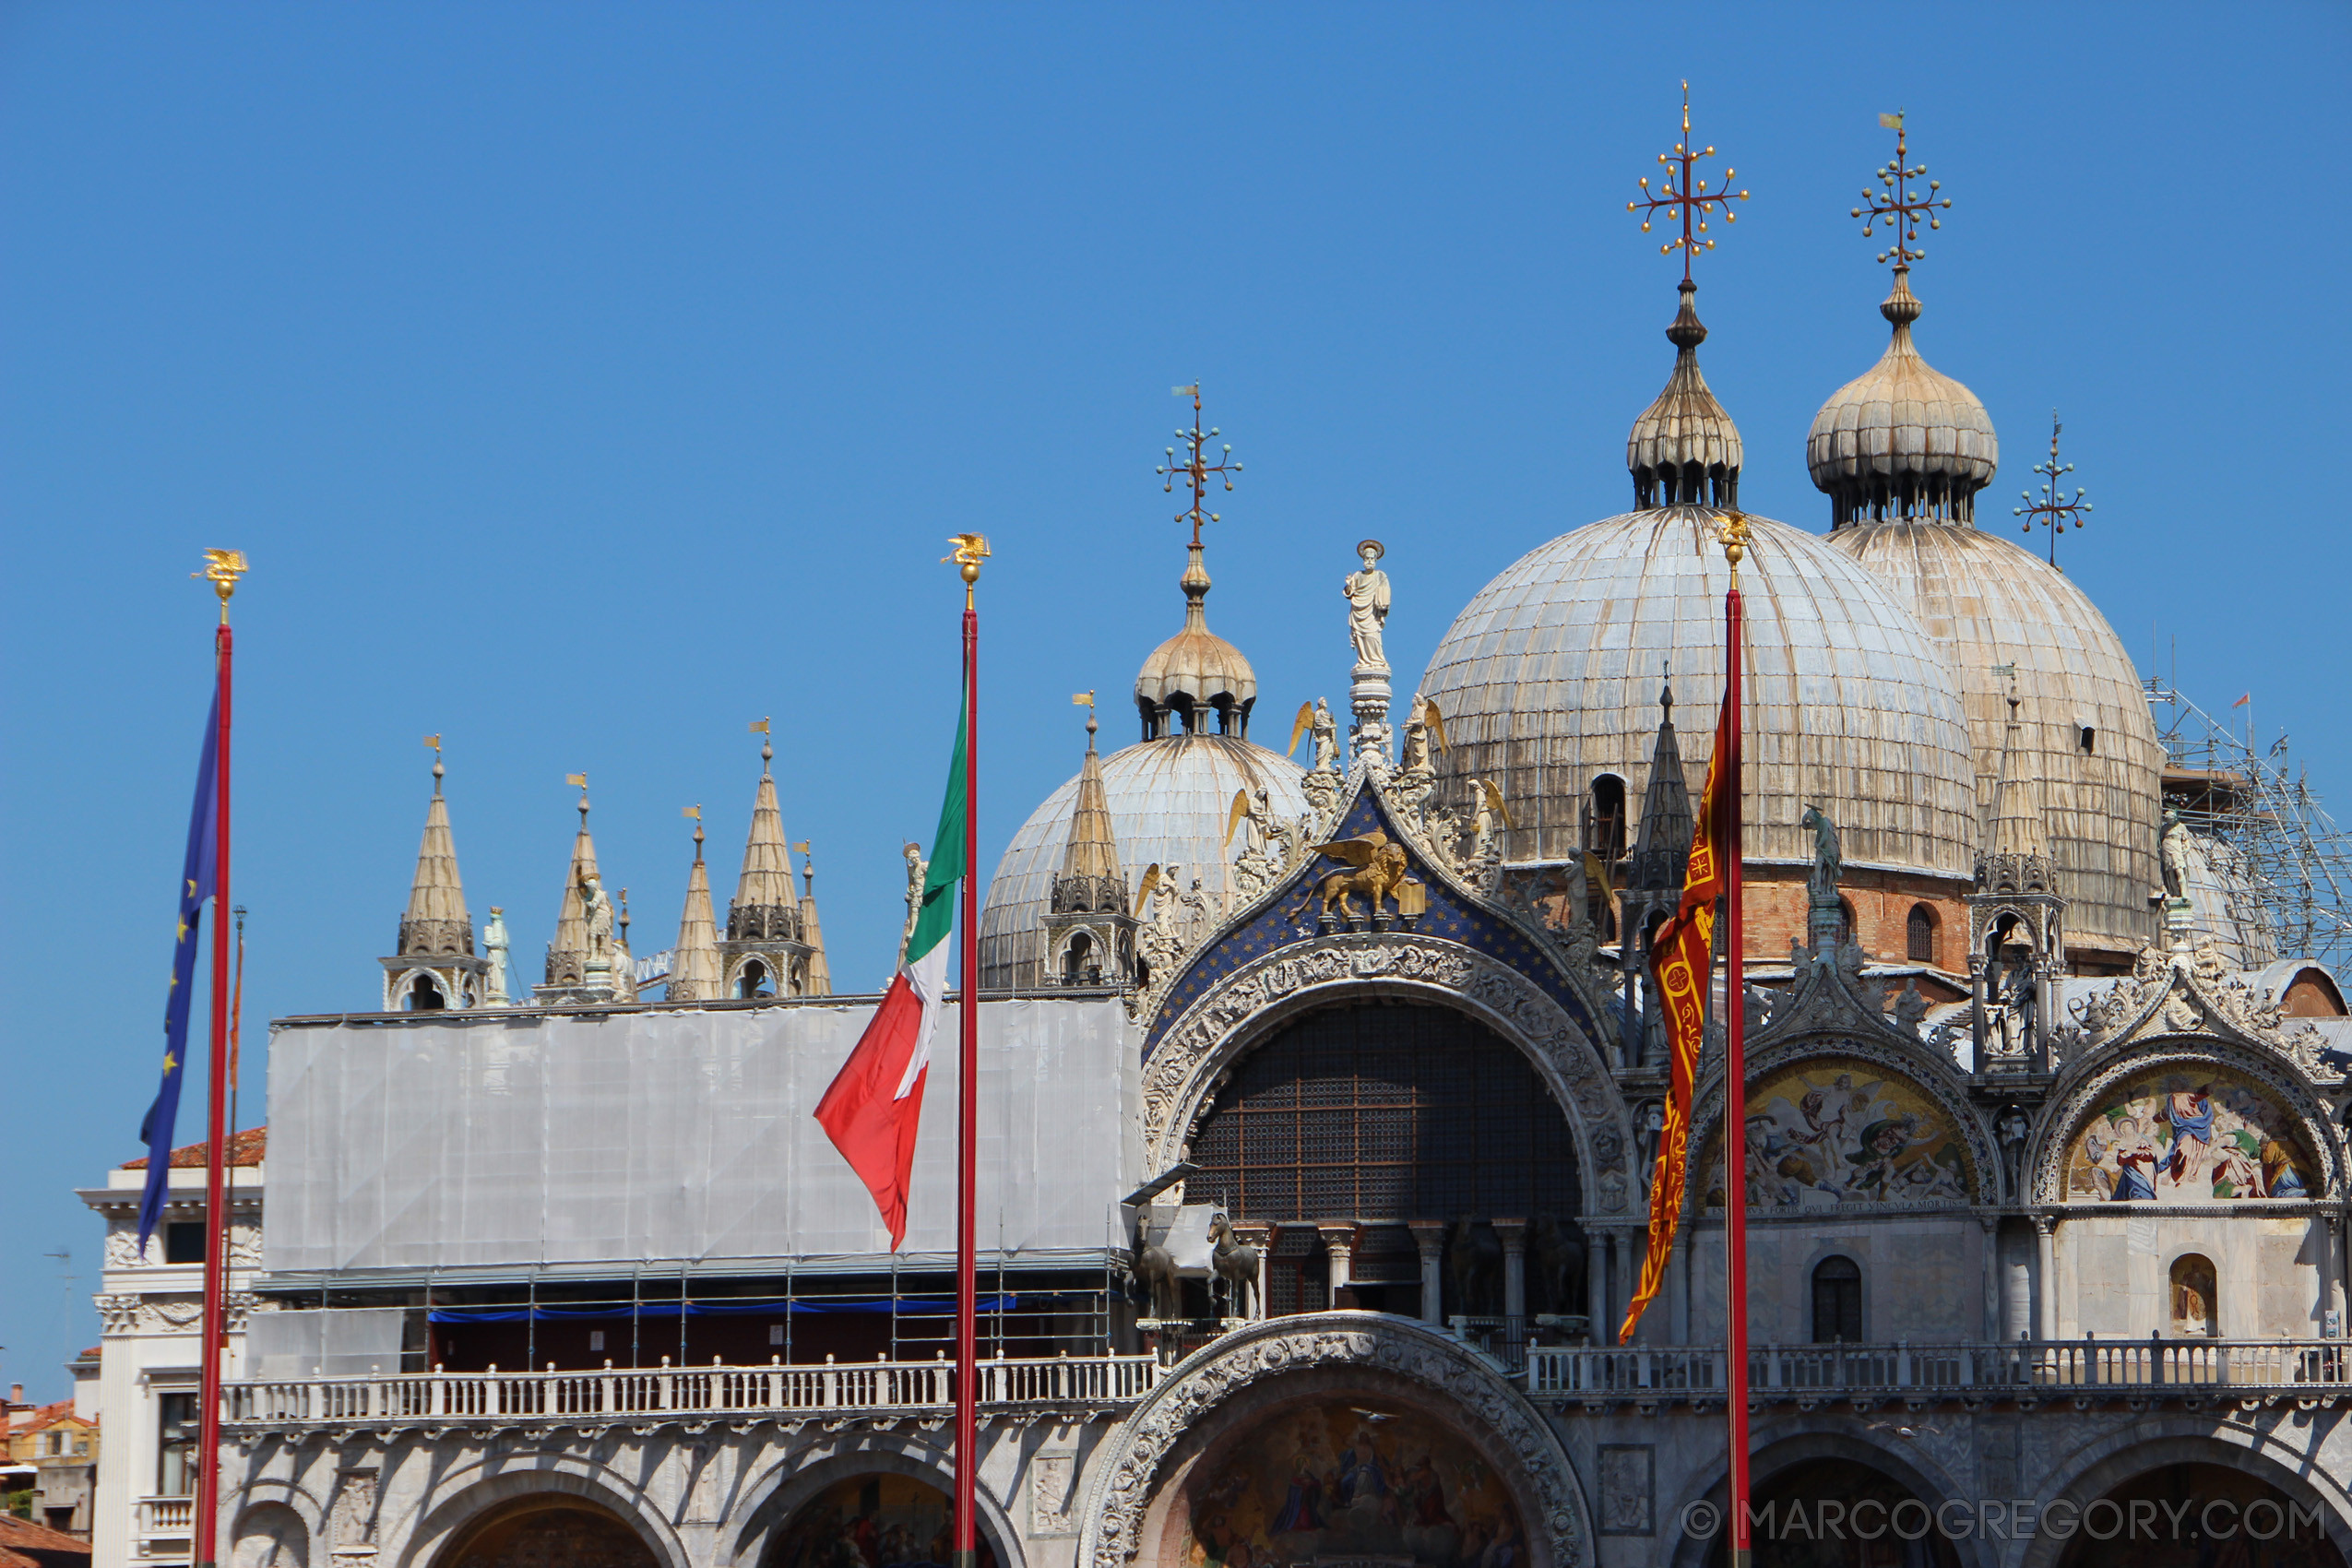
[265,997,1139,1277]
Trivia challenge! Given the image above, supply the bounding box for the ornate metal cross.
[1854,111,1951,268]
[1158,383,1241,546]
[2013,411,2091,564]
[1627,82,1748,282]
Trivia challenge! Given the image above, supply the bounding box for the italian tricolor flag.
[814,705,968,1249]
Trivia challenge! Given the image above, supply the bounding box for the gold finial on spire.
[2013,411,2091,566]
[751,716,773,771]
[1853,110,1951,269]
[424,734,445,791]
[194,549,250,624]
[1627,81,1749,283]
[944,533,990,606]
[1157,384,1242,548]
[567,772,589,821]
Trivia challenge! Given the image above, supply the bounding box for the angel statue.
[1397,693,1446,775]
[1342,540,1392,671]
[1290,829,1410,924]
[1311,698,1338,773]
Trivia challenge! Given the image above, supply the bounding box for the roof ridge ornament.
[1627,81,1749,285]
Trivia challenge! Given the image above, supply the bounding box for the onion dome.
[1807,272,1998,526]
[1827,521,2165,959]
[986,543,1304,988]
[1418,505,1977,879]
[1626,282,1742,510]
[1134,542,1257,740]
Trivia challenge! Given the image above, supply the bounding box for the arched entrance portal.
[436,1497,659,1568]
[1187,1001,1584,1320]
[766,1473,1000,1568]
[1712,1459,1961,1567]
[2054,1463,2345,1567]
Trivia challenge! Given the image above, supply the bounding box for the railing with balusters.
[221,1352,1163,1429]
[1526,1337,2352,1400]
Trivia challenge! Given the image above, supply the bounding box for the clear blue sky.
[4,5,2346,1397]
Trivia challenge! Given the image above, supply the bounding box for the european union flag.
[137,688,220,1253]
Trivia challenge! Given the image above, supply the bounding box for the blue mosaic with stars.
[1142,787,1605,1057]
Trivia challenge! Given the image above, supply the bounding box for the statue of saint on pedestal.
[482,906,511,1002]
[1800,804,1842,906]
[1342,540,1391,671]
[581,873,616,959]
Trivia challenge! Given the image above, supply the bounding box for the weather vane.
[1854,111,1951,269]
[1158,384,1241,547]
[1627,82,1748,283]
[2013,411,2090,565]
[194,548,250,623]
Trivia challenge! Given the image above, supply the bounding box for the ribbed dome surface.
[980,735,1309,988]
[1416,505,1978,877]
[1828,521,2164,955]
[1808,274,1998,526]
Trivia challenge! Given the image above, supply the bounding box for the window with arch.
[1585,774,1628,863]
[2170,1253,2217,1336]
[1836,897,1857,948]
[1811,1254,1863,1343]
[738,959,772,1000]
[1187,1001,1581,1224]
[1907,903,1937,965]
[1061,931,1097,985]
[404,975,445,1012]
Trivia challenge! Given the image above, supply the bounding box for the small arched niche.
[2170,1253,2218,1336]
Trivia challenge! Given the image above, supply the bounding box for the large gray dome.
[1828,521,2164,957]
[1416,505,1978,879]
[980,735,1308,988]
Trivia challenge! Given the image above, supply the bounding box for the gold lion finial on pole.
[1715,510,1753,588]
[944,533,990,605]
[194,549,250,623]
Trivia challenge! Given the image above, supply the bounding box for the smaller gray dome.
[1808,271,1998,527]
[1626,282,1741,511]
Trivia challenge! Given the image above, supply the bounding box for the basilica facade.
[85,140,2352,1568]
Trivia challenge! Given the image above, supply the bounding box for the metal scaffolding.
[2145,677,2352,968]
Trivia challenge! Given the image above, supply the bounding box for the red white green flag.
[814,705,968,1248]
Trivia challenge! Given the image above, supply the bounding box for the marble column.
[2003,1226,2033,1342]
[2322,1218,2344,1336]
[2034,1216,2057,1340]
[1612,1233,1634,1343]
[1979,1216,2002,1341]
[1586,1229,1610,1342]
[1316,1223,1356,1309]
[1236,1223,1275,1322]
[1493,1219,1528,1324]
[1408,1220,1447,1324]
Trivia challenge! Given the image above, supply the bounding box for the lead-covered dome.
[1826,522,2164,959]
[1807,272,1998,526]
[1420,505,1978,877]
[980,733,1309,988]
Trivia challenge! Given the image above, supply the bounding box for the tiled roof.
[120,1124,266,1170]
[0,1511,92,1566]
[14,1401,89,1435]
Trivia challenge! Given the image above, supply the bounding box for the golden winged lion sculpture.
[1290,829,1410,923]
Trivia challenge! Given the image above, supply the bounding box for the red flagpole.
[195,615,233,1568]
[955,592,980,1568]
[1722,577,1751,1564]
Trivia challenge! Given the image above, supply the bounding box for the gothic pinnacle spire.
[668,805,720,1003]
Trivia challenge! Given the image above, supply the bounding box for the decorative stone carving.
[1075,1313,1591,1568]
[2063,943,2330,1075]
[1031,1451,1077,1535]
[330,1467,378,1558]
[1143,932,1629,1204]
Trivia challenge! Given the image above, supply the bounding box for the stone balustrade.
[220,1352,1162,1432]
[1529,1337,2352,1405]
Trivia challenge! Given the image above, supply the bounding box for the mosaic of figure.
[776,1475,997,1568]
[1702,1059,1974,1209]
[1179,1401,1521,1568]
[2062,1070,2316,1202]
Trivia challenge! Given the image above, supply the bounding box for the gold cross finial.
[1157,384,1242,548]
[2013,411,2091,566]
[194,549,250,623]
[1627,82,1749,284]
[1853,110,1951,269]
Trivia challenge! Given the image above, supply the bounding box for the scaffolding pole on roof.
[2145,676,2352,968]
